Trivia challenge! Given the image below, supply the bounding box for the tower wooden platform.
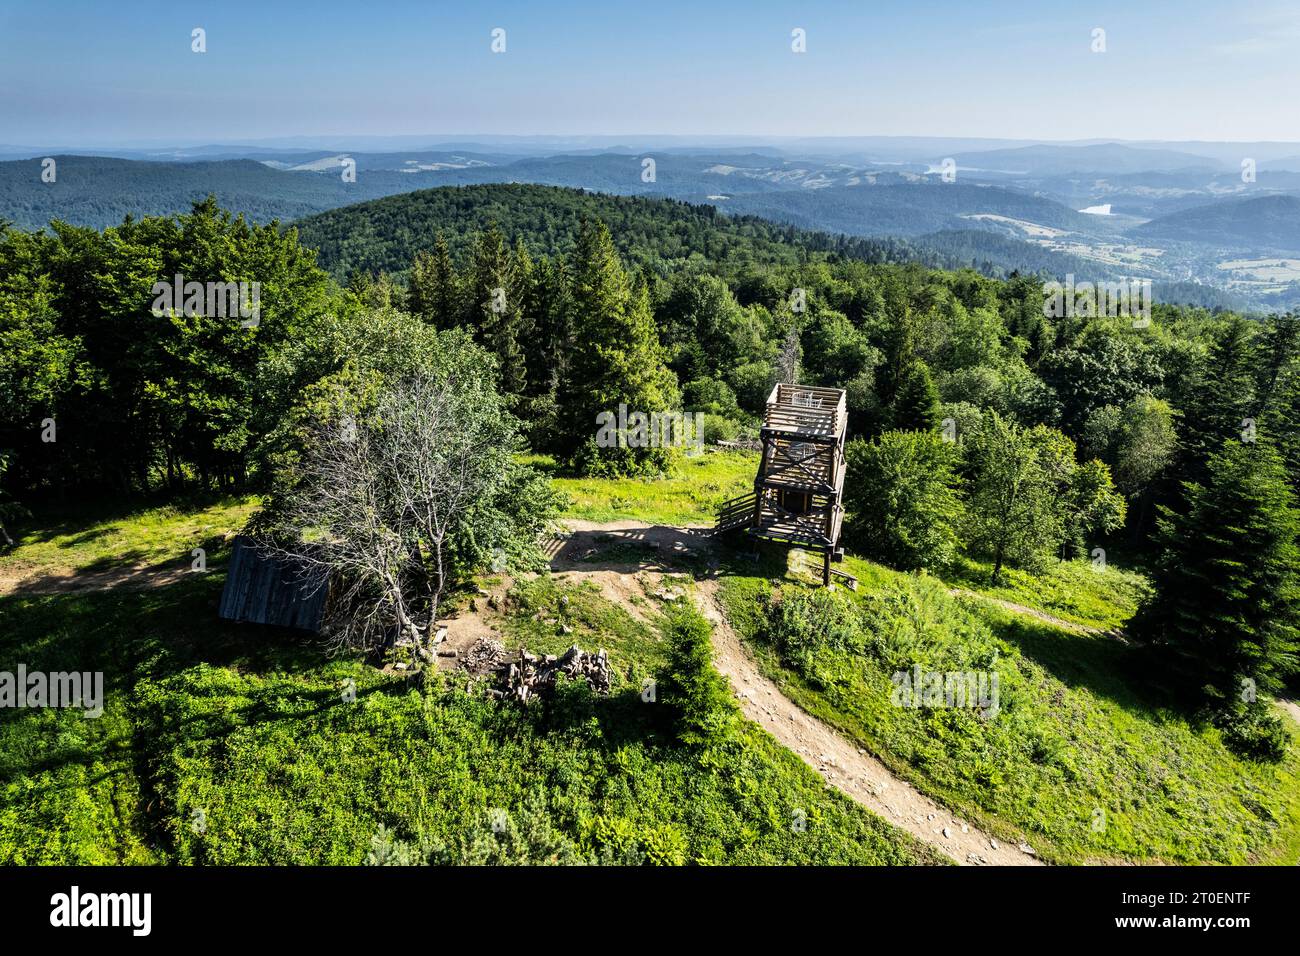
[714,383,850,586]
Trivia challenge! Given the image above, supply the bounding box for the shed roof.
[217,536,329,632]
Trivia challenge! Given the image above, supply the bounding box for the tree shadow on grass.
[984,608,1190,719]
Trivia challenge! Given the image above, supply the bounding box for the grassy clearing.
[945,555,1152,632]
[498,574,670,681]
[715,547,1300,865]
[0,568,943,865]
[523,449,757,525]
[0,495,259,584]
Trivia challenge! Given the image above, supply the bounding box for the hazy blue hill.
[950,142,1222,175]
[0,152,797,231]
[0,155,472,230]
[1132,194,1300,251]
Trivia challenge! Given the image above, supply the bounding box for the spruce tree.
[1177,317,1258,488]
[524,255,571,399]
[408,234,459,328]
[463,225,527,396]
[889,359,941,432]
[559,220,679,476]
[1132,439,1300,710]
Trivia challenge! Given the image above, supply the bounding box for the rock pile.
[461,636,507,675]
[491,645,612,704]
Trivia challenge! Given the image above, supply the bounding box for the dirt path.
[947,588,1105,636]
[694,576,1040,866]
[1280,698,1300,726]
[554,519,1043,866]
[0,562,189,596]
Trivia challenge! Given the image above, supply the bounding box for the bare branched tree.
[264,371,514,654]
[775,328,801,386]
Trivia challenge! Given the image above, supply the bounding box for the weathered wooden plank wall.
[217,536,329,632]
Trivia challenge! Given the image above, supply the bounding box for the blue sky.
[1,0,1296,144]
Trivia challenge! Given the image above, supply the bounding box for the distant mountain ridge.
[948,143,1224,176]
[1134,194,1300,252]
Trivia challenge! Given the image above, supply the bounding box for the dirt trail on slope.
[694,575,1040,866]
[947,588,1106,636]
[1280,699,1300,726]
[555,519,1042,866]
[0,562,189,596]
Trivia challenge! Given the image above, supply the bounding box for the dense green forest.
[2,186,1299,863]
[293,183,960,280]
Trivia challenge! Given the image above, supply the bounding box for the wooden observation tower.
[714,383,851,587]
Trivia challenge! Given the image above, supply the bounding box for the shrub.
[766,588,866,673]
[1214,701,1291,763]
[659,605,737,749]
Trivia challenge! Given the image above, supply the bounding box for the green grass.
[522,450,757,525]
[946,555,1152,632]
[0,568,944,865]
[499,574,669,680]
[714,547,1300,865]
[1,495,259,584]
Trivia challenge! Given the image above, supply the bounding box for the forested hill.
[1134,194,1300,253]
[292,183,949,280]
[0,155,444,230]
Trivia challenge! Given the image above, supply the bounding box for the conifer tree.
[463,225,527,396]
[558,220,679,476]
[889,359,941,432]
[408,234,459,328]
[1132,440,1300,713]
[524,255,571,399]
[1177,316,1258,488]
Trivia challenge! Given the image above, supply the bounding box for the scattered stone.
[461,636,507,675]
[434,626,448,644]
[394,662,408,671]
[990,839,1000,851]
[489,645,612,704]
[1018,842,1037,857]
[942,827,952,839]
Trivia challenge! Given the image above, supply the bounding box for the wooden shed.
[217,536,331,632]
